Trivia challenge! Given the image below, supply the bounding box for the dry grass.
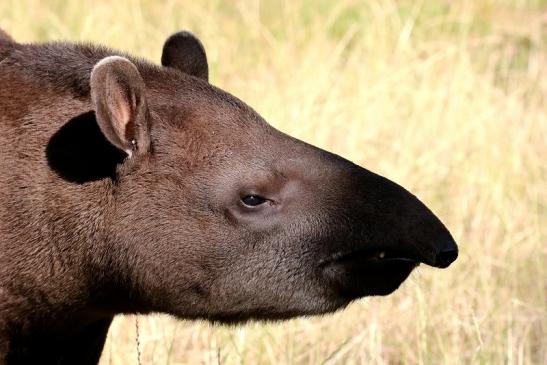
[2,0,546,364]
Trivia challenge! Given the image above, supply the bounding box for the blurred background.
[1,0,545,364]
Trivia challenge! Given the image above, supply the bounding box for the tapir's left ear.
[161,31,209,81]
[90,56,151,157]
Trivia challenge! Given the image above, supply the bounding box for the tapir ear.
[161,31,209,81]
[90,56,150,157]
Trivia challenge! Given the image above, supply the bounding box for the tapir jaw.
[322,256,418,297]
[320,247,419,297]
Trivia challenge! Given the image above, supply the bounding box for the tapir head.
[86,31,457,322]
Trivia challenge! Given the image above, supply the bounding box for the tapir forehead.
[146,71,267,130]
[144,76,283,167]
[143,74,292,176]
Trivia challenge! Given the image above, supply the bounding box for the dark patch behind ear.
[46,111,126,184]
[161,31,209,81]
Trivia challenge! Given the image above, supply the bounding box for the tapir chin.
[0,28,458,364]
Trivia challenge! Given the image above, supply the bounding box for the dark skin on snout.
[0,29,458,364]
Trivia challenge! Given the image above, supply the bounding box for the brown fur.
[0,28,13,60]
[0,29,457,364]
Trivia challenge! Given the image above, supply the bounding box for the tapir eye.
[241,195,267,207]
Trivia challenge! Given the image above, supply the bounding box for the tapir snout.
[256,140,458,299]
[319,165,458,297]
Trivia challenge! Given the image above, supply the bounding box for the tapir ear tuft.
[161,31,209,81]
[90,56,150,157]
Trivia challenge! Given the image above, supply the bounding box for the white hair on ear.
[92,55,131,71]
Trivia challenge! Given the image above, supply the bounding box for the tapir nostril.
[435,246,458,268]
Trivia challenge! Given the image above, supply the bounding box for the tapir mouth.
[319,247,421,267]
[320,246,422,298]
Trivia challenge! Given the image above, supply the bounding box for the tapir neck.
[0,60,138,364]
[0,176,119,363]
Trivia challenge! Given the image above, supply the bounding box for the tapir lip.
[320,241,457,270]
[319,243,456,298]
[319,247,421,267]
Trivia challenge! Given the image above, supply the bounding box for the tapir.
[0,28,458,364]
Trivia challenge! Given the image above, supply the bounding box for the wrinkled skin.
[0,30,457,364]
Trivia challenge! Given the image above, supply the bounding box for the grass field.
[2,0,546,364]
